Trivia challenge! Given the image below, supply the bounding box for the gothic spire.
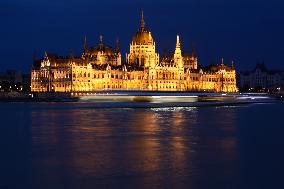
[174,35,183,67]
[84,35,88,51]
[115,38,120,53]
[99,34,103,49]
[221,58,224,66]
[176,35,181,49]
[140,10,145,31]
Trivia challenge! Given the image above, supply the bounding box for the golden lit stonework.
[31,12,238,93]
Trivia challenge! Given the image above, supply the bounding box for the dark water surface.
[0,102,284,189]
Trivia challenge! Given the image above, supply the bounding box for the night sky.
[1,0,284,73]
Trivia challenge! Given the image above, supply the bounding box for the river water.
[0,102,284,189]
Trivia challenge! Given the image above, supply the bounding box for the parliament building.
[31,12,238,93]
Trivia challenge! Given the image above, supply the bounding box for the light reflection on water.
[1,102,283,188]
[27,103,237,188]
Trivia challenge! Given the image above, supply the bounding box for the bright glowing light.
[30,16,239,93]
[151,107,197,112]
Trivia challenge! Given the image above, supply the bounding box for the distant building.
[239,63,284,92]
[0,70,30,92]
[0,70,22,84]
[31,12,238,93]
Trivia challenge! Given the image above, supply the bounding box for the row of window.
[189,77,235,82]
[132,46,149,49]
[32,84,70,88]
[73,73,145,80]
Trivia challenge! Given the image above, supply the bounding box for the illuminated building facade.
[31,12,238,93]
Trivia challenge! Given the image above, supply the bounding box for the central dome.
[132,30,153,45]
[131,11,154,45]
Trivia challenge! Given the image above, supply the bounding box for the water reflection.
[29,103,240,188]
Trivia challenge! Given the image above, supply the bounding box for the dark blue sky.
[1,0,284,72]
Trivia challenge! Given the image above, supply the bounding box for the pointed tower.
[174,35,183,68]
[221,58,225,66]
[44,51,48,58]
[140,10,145,32]
[114,39,122,66]
[41,51,50,67]
[115,38,120,53]
[99,34,103,50]
[127,11,159,68]
[84,36,88,51]
[191,45,198,69]
[82,36,89,59]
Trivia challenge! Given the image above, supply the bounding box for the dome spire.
[140,10,145,31]
[221,58,225,66]
[100,34,103,44]
[99,34,103,49]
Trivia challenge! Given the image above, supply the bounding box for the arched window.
[141,57,145,66]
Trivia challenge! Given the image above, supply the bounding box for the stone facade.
[239,63,284,92]
[31,12,238,93]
